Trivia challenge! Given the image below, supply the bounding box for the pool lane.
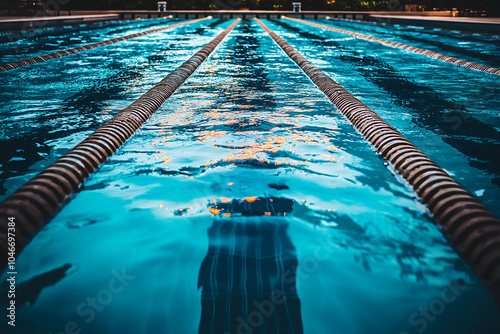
[0,18,234,200]
[266,18,500,218]
[0,18,121,44]
[0,17,166,44]
[5,19,499,334]
[321,18,500,69]
[0,17,184,62]
[0,17,212,72]
[285,17,500,75]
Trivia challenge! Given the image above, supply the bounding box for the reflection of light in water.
[192,127,343,168]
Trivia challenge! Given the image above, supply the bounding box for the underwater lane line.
[284,16,500,76]
[254,17,500,302]
[0,16,211,72]
[0,18,241,271]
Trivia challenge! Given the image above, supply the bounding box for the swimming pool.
[0,16,499,334]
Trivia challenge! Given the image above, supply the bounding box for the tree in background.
[324,0,390,10]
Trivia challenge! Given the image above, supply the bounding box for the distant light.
[325,16,330,19]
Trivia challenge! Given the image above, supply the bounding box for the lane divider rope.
[255,17,500,301]
[283,16,500,76]
[0,18,241,270]
[0,16,211,72]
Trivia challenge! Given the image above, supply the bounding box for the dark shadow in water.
[192,19,228,36]
[198,198,303,333]
[209,196,294,217]
[208,19,229,29]
[271,20,500,186]
[0,263,72,307]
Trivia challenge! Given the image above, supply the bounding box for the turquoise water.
[0,17,186,62]
[1,18,500,334]
[320,18,500,68]
[271,18,500,217]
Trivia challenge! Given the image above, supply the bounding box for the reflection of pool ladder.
[284,16,500,76]
[254,17,500,302]
[0,17,210,72]
[0,18,241,270]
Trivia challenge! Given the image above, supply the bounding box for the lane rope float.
[283,16,500,76]
[254,17,500,301]
[0,16,211,72]
[0,18,241,270]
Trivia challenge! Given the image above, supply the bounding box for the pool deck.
[0,10,499,33]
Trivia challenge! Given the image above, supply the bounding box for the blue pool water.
[320,18,500,68]
[0,17,186,62]
[0,17,499,334]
